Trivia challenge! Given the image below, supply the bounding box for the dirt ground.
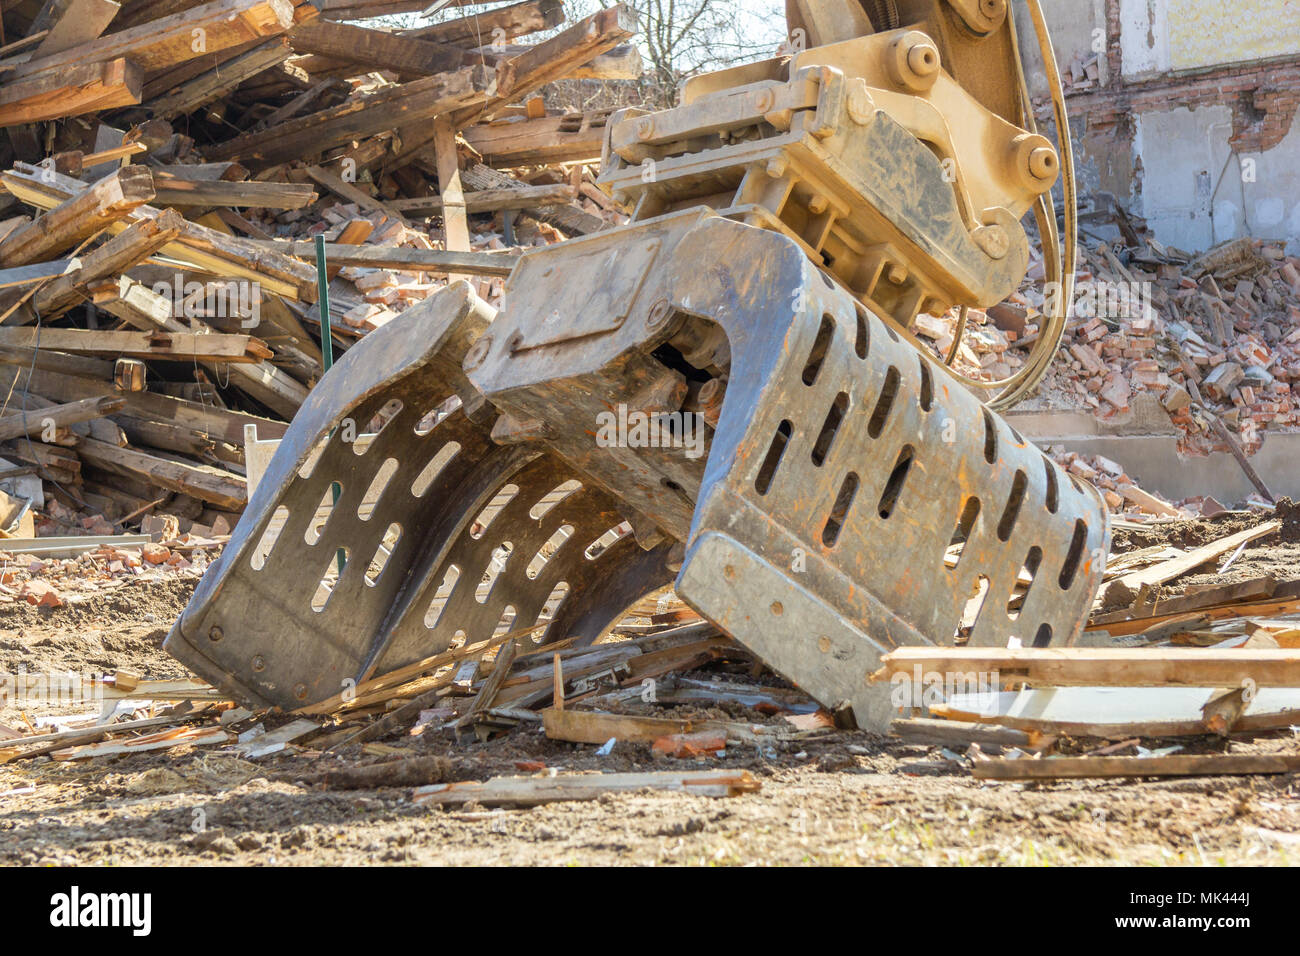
[3,520,1300,867]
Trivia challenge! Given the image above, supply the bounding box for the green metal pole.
[314,235,334,371]
[313,236,345,576]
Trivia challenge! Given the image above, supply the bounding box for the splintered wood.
[0,0,641,549]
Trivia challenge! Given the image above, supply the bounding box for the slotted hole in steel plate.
[956,574,991,642]
[811,392,849,466]
[412,441,461,498]
[918,355,933,412]
[755,420,792,495]
[981,409,997,464]
[493,605,518,638]
[528,524,574,580]
[866,368,899,439]
[1007,545,1043,620]
[946,497,981,569]
[364,523,402,587]
[530,479,582,520]
[1032,623,1054,647]
[876,445,914,518]
[1059,519,1088,590]
[533,581,571,642]
[304,482,342,546]
[476,542,514,603]
[585,523,631,561]
[854,306,869,359]
[802,315,835,386]
[354,399,403,455]
[415,395,462,436]
[472,484,520,539]
[311,546,350,612]
[250,505,289,571]
[1044,458,1060,514]
[822,471,860,547]
[358,458,399,521]
[996,469,1028,542]
[424,564,461,628]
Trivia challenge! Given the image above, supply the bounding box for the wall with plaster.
[1029,0,1300,253]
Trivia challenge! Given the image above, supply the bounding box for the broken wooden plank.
[543,707,698,745]
[1091,580,1300,636]
[0,259,78,289]
[5,0,298,81]
[31,208,184,315]
[206,64,493,166]
[52,724,231,760]
[935,685,1300,738]
[290,18,464,76]
[245,241,520,276]
[0,714,186,764]
[973,752,1300,780]
[462,108,611,167]
[412,769,761,806]
[0,165,154,266]
[0,327,273,362]
[2,164,317,300]
[0,57,141,125]
[32,0,122,58]
[142,37,293,120]
[388,182,576,215]
[1112,521,1281,591]
[874,646,1300,688]
[889,717,1047,751]
[472,5,637,121]
[75,437,247,510]
[151,175,317,209]
[0,395,125,442]
[291,754,454,789]
[400,0,563,47]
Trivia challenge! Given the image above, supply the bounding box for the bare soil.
[2,537,1300,867]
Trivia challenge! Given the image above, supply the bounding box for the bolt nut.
[208,625,223,643]
[637,117,655,141]
[251,655,266,672]
[1028,147,1058,182]
[293,683,308,701]
[754,88,776,113]
[888,32,941,93]
[1010,133,1060,192]
[766,157,788,178]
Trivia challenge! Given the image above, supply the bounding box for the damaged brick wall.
[1050,0,1300,253]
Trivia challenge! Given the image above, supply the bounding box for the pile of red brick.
[917,236,1300,460]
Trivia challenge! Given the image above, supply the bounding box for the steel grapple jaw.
[165,214,1107,729]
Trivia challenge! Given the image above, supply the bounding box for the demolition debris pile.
[918,233,1300,461]
[0,0,635,545]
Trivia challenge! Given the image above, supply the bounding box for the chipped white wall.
[1120,0,1300,77]
[1134,107,1300,253]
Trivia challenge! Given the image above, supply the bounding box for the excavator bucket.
[165,2,1110,729]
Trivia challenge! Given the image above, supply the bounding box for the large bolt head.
[1010,133,1060,193]
[888,32,942,93]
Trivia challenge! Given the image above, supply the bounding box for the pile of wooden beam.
[0,0,644,539]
